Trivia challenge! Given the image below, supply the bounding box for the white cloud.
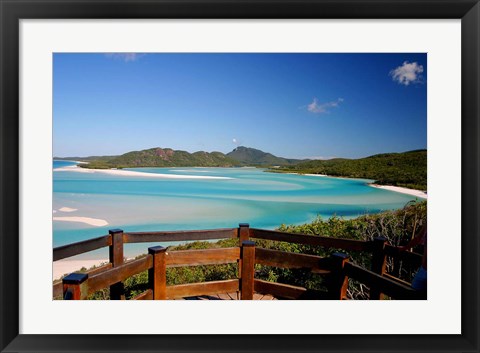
[390,61,424,86]
[232,138,241,146]
[307,98,344,114]
[105,53,145,62]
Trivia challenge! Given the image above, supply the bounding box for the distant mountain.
[73,147,241,169]
[226,146,303,166]
[273,149,427,190]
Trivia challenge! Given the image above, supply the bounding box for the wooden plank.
[253,293,264,300]
[255,248,331,274]
[384,273,412,287]
[384,245,423,266]
[261,294,276,300]
[166,247,240,267]
[254,279,305,299]
[123,228,237,244]
[344,262,425,300]
[251,228,371,252]
[87,256,153,296]
[166,279,239,299]
[86,263,113,276]
[216,293,233,300]
[132,289,153,300]
[53,235,112,261]
[254,279,329,300]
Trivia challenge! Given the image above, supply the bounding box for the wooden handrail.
[255,248,331,274]
[344,262,425,300]
[53,262,113,298]
[132,289,153,300]
[166,279,240,299]
[384,244,423,265]
[53,235,112,261]
[254,279,328,300]
[56,225,425,301]
[87,256,153,297]
[166,247,240,267]
[250,228,372,252]
[123,228,237,243]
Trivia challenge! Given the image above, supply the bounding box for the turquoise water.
[53,161,419,259]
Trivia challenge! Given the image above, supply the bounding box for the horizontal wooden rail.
[383,273,412,287]
[166,279,240,299]
[132,289,153,300]
[255,248,331,274]
[123,228,238,244]
[166,247,240,267]
[384,244,423,265]
[87,256,153,297]
[53,235,112,261]
[254,279,328,300]
[251,228,371,252]
[344,262,425,300]
[254,279,305,299]
[53,263,113,298]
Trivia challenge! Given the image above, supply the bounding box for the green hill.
[272,150,427,190]
[56,147,427,190]
[226,146,303,166]
[77,148,241,169]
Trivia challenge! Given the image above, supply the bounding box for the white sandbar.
[54,165,233,179]
[369,184,427,199]
[53,216,109,227]
[58,207,77,212]
[53,259,109,281]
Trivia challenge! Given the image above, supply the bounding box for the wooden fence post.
[63,273,88,300]
[237,223,250,279]
[370,237,387,299]
[109,229,125,300]
[240,240,255,300]
[148,246,167,300]
[238,223,250,243]
[328,253,349,300]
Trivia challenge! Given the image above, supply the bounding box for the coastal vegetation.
[75,200,426,300]
[270,149,427,190]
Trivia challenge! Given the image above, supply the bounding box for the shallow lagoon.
[53,162,420,259]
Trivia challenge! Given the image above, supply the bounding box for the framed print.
[1,0,479,352]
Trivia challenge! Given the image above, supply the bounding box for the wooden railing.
[55,224,425,300]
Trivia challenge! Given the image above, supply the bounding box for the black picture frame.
[1,1,479,352]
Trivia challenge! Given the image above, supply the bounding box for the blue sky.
[53,53,426,159]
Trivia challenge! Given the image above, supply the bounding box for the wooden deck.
[174,292,277,300]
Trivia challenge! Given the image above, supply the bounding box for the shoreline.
[369,184,427,199]
[272,170,426,199]
[53,165,233,180]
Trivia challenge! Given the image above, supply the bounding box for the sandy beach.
[369,184,427,199]
[54,165,233,180]
[53,216,109,227]
[58,207,77,212]
[53,259,109,280]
